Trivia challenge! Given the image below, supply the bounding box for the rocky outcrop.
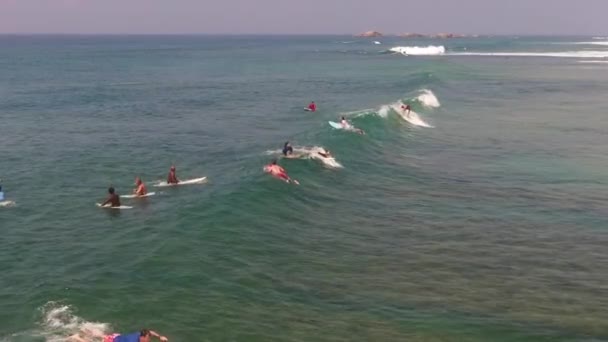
[356,31,383,37]
[398,33,425,38]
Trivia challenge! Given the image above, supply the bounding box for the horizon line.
[0,32,604,37]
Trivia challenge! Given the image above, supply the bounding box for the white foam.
[3,303,112,342]
[373,41,381,45]
[592,37,608,40]
[578,60,608,64]
[573,41,608,46]
[450,51,608,58]
[377,105,391,118]
[391,103,433,128]
[267,147,343,169]
[416,89,441,108]
[389,45,446,56]
[0,200,16,207]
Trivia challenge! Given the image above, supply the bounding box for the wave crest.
[416,89,441,108]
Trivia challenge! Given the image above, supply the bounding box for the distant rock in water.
[356,31,383,37]
[430,33,468,39]
[399,33,425,38]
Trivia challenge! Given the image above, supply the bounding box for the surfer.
[317,149,332,158]
[264,159,297,184]
[401,104,411,117]
[307,101,316,112]
[69,328,168,342]
[0,179,4,201]
[340,117,364,135]
[282,141,294,156]
[100,187,121,207]
[133,177,147,196]
[340,116,350,129]
[167,165,179,184]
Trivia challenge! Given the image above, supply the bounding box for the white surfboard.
[328,121,344,129]
[0,200,16,207]
[153,177,207,188]
[121,192,156,199]
[96,203,133,210]
[304,108,312,112]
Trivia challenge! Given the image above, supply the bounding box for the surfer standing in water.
[133,177,147,196]
[69,328,168,342]
[307,101,316,112]
[167,165,179,184]
[282,141,294,156]
[100,187,121,207]
[264,159,298,184]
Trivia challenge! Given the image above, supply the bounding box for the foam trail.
[389,46,446,56]
[578,60,608,64]
[450,51,608,58]
[416,89,441,108]
[573,41,608,46]
[391,103,433,128]
[266,146,343,169]
[2,302,112,342]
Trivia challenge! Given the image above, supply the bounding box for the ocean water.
[1,35,608,341]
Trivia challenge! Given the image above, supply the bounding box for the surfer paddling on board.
[282,141,294,156]
[307,101,316,112]
[68,328,168,342]
[100,187,121,207]
[264,159,299,184]
[167,165,179,185]
[133,177,147,196]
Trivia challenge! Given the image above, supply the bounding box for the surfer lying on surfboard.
[133,177,147,196]
[167,165,179,185]
[264,159,299,184]
[68,328,168,342]
[100,187,121,207]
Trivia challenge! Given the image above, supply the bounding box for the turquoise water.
[1,35,608,341]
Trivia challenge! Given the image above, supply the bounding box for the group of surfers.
[264,101,412,184]
[99,166,179,207]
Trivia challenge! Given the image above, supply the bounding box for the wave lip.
[417,89,441,108]
[389,45,446,56]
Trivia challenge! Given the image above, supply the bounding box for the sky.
[0,0,606,35]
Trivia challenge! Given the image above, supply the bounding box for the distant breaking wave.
[389,45,446,56]
[387,45,608,59]
[450,51,608,59]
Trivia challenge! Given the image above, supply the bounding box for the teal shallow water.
[1,35,608,341]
